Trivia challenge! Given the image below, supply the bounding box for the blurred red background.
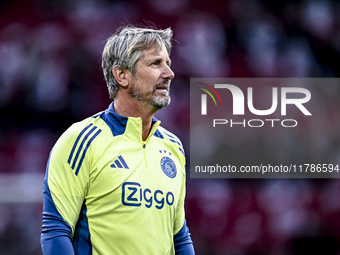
[0,0,340,254]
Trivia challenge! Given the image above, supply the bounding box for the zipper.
[143,143,148,169]
[141,120,160,170]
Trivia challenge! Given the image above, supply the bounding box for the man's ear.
[112,66,129,88]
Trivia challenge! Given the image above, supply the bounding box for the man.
[41,26,195,255]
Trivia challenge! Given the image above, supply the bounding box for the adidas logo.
[110,155,129,169]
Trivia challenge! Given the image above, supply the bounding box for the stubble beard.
[129,80,171,110]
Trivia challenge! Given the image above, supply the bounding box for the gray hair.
[102,26,173,99]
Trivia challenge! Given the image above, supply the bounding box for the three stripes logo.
[68,123,102,176]
[111,155,129,169]
[197,82,223,115]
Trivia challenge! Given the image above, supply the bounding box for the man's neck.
[114,97,157,141]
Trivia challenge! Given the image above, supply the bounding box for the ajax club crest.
[160,156,177,178]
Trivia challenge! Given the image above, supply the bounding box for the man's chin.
[151,95,171,109]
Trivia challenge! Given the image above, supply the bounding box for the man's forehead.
[142,44,169,59]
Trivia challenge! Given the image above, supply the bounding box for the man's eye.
[152,62,159,66]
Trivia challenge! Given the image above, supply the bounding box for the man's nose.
[163,64,175,80]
